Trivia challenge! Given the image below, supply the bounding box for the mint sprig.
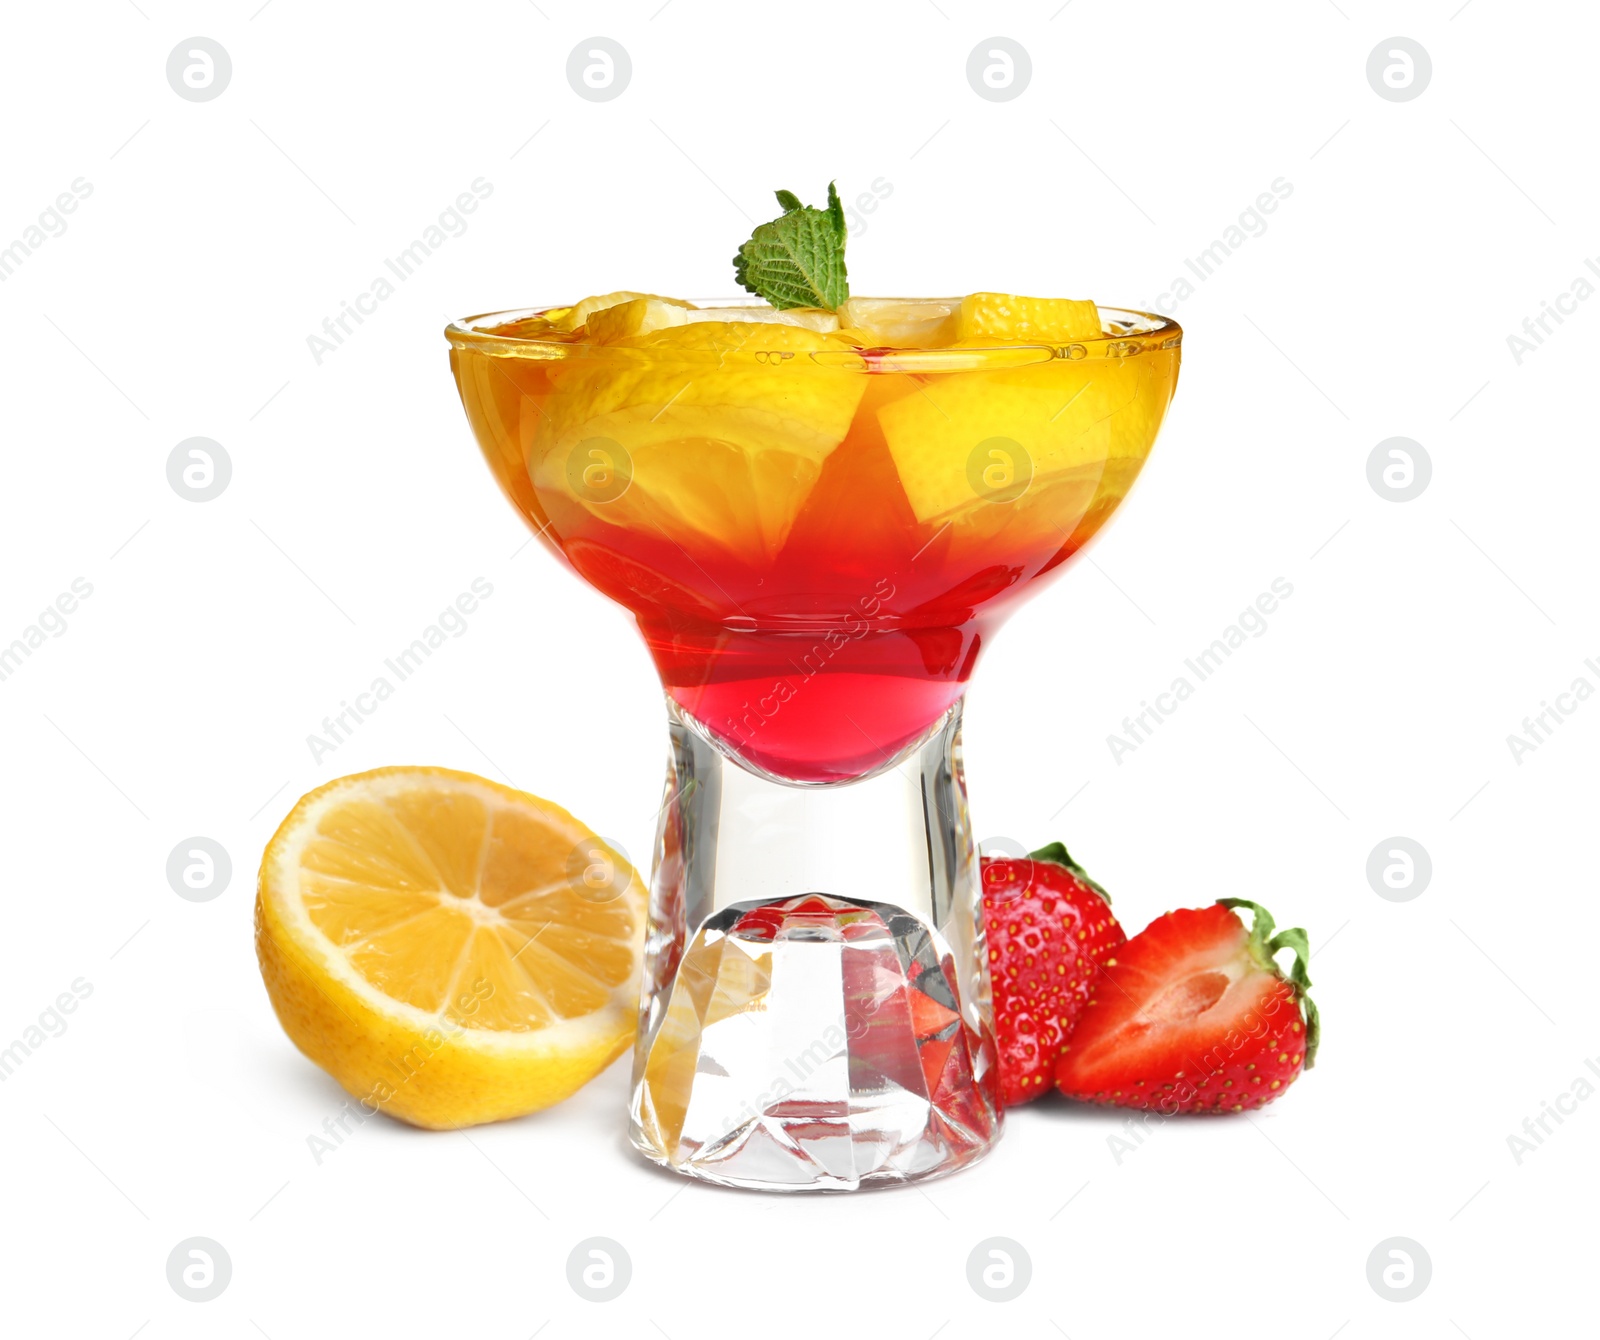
[732,183,849,311]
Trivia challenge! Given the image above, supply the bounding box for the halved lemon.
[255,767,645,1130]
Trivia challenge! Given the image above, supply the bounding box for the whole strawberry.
[980,842,1125,1106]
[1055,898,1319,1113]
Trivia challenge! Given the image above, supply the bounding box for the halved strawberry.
[1054,898,1319,1113]
[981,843,1125,1106]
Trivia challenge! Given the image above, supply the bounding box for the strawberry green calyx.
[1219,897,1321,1069]
[1028,841,1112,904]
[733,183,849,311]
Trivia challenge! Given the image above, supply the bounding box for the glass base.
[628,700,1002,1191]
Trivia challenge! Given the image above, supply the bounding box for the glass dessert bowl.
[447,295,1181,1190]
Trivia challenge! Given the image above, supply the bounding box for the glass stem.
[628,698,1003,1190]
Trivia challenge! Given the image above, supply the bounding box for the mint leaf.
[732,182,849,311]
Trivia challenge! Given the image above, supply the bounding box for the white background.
[1,1,1594,1336]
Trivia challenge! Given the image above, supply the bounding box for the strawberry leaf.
[1219,897,1320,1069]
[1028,840,1112,904]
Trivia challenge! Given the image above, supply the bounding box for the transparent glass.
[633,700,994,1188]
[446,300,1181,1188]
